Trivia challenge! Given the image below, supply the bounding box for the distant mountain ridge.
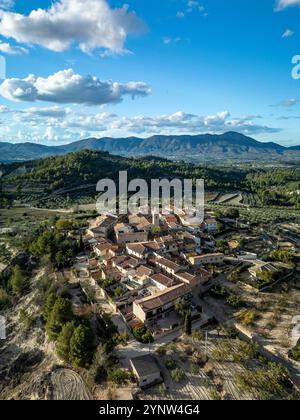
[0,132,299,162]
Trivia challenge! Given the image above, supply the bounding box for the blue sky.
[0,0,300,145]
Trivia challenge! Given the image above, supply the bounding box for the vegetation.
[226,294,243,308]
[3,150,300,210]
[69,324,94,368]
[175,297,189,317]
[45,296,73,341]
[238,310,258,327]
[10,266,28,298]
[132,325,154,344]
[289,345,300,362]
[28,228,78,269]
[184,311,192,335]
[171,368,185,383]
[56,321,76,362]
[270,250,296,264]
[235,362,296,400]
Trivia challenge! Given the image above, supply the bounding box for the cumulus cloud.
[1,107,282,145]
[0,0,145,54]
[275,0,300,10]
[108,111,280,135]
[0,41,28,54]
[0,69,151,105]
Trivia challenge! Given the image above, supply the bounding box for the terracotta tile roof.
[156,256,181,271]
[150,273,175,288]
[136,284,191,312]
[135,265,153,279]
[126,243,147,255]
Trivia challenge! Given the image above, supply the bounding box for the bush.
[191,330,204,341]
[171,368,185,383]
[156,345,167,355]
[289,346,300,362]
[226,294,243,308]
[107,368,133,385]
[239,310,257,327]
[0,288,9,309]
[19,309,34,331]
[165,359,177,370]
[133,326,154,344]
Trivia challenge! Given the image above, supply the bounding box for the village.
[56,204,299,397]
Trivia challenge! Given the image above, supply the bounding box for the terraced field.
[141,337,254,401]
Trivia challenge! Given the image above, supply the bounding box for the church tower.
[152,210,160,227]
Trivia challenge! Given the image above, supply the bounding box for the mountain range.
[0,132,299,163]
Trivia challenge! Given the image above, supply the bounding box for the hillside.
[1,150,299,209]
[0,132,299,163]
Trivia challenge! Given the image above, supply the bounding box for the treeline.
[24,226,84,270]
[245,168,300,207]
[2,150,300,208]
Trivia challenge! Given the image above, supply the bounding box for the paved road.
[116,317,210,365]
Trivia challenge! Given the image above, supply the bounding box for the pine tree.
[46,297,73,341]
[184,311,192,336]
[56,321,76,362]
[69,324,94,368]
[10,266,26,298]
[43,293,57,321]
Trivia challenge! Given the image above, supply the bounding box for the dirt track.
[50,369,92,400]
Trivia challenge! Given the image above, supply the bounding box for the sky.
[0,0,300,146]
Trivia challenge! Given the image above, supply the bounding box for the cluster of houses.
[83,210,224,332]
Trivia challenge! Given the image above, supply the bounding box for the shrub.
[289,346,300,362]
[239,310,257,327]
[165,359,177,370]
[133,326,154,344]
[171,368,185,383]
[107,368,133,385]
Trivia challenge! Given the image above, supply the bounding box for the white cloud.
[163,37,181,45]
[0,104,9,112]
[280,98,298,107]
[25,106,70,118]
[176,11,185,18]
[0,0,145,54]
[275,0,300,10]
[110,111,279,135]
[0,69,151,105]
[282,29,294,38]
[0,41,28,54]
[43,126,58,142]
[0,107,282,145]
[177,1,208,18]
[0,0,14,10]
